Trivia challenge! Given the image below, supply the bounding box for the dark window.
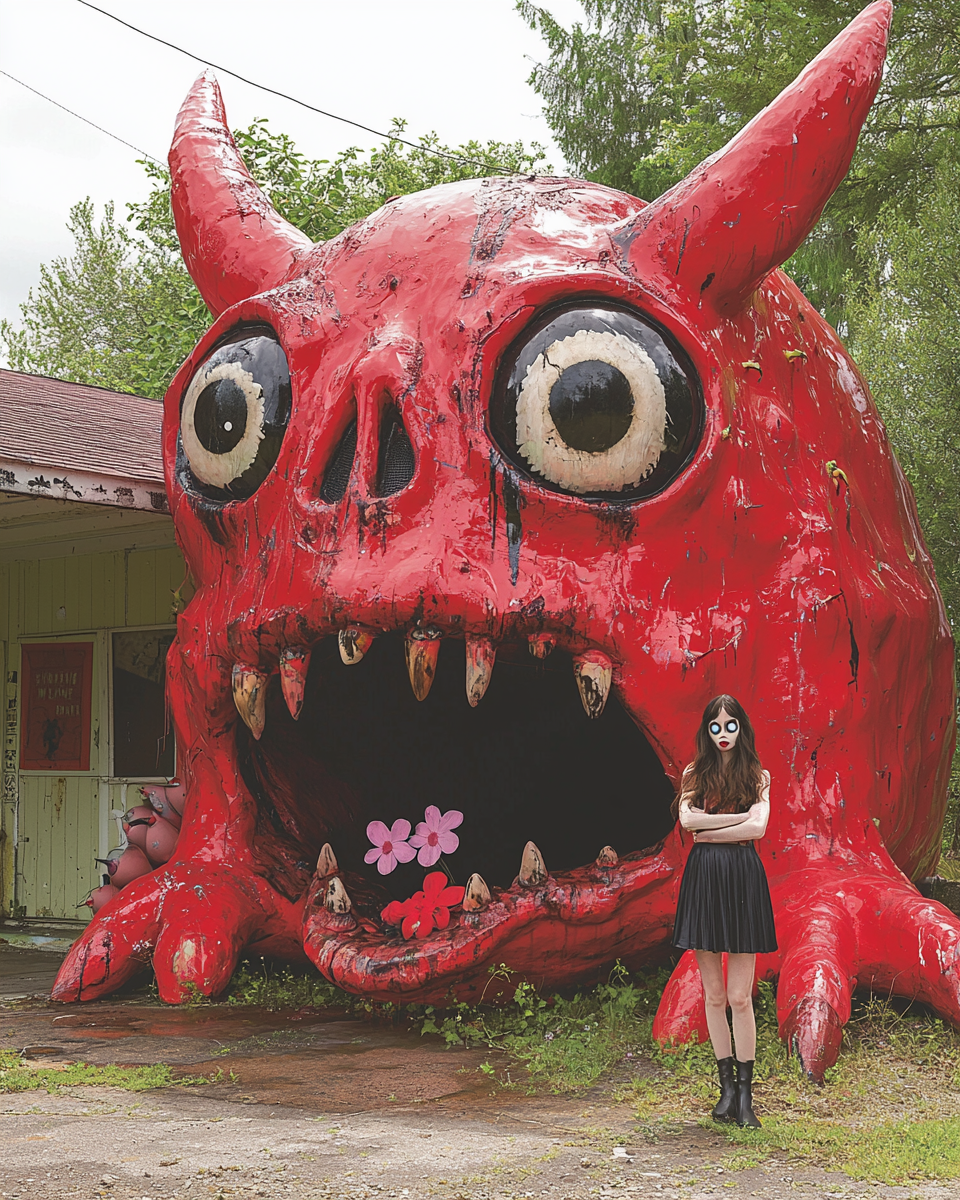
[112,630,175,777]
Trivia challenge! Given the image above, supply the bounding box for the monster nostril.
[375,405,415,497]
[319,417,357,503]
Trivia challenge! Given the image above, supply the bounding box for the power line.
[0,69,163,165]
[74,0,512,174]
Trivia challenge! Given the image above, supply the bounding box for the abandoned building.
[0,369,183,928]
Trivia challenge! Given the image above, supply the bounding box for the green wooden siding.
[14,549,184,636]
[17,775,102,919]
[0,497,185,922]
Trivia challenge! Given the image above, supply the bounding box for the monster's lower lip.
[237,629,676,991]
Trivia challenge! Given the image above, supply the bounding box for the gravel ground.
[2,1069,957,1200]
[3,1080,955,1200]
[0,959,956,1200]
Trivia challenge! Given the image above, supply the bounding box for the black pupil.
[194,378,248,454]
[548,359,634,453]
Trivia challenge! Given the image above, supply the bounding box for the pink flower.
[409,806,463,867]
[364,819,416,875]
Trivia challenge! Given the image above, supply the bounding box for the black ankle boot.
[735,1059,762,1128]
[711,1056,737,1123]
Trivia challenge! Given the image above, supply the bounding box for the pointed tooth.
[405,631,441,701]
[316,843,338,877]
[339,627,374,665]
[597,845,618,866]
[528,633,556,660]
[465,637,496,707]
[279,647,310,719]
[462,872,491,912]
[324,876,352,913]
[518,841,547,887]
[573,651,612,719]
[231,664,268,739]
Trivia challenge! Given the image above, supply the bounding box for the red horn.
[169,72,313,318]
[626,1,892,314]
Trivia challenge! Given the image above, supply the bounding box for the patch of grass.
[418,962,663,1091]
[625,985,960,1184]
[720,1146,769,1171]
[0,1048,221,1094]
[159,955,390,1017]
[724,1115,960,1184]
[220,959,355,1011]
[938,856,960,882]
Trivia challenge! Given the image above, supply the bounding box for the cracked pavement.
[0,946,956,1200]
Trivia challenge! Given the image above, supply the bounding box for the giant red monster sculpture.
[54,1,959,1081]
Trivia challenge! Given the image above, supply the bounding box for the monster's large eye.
[491,305,701,500]
[178,329,291,502]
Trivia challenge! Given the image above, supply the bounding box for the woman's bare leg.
[726,953,757,1061]
[695,950,732,1059]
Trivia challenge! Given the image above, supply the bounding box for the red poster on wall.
[20,642,94,771]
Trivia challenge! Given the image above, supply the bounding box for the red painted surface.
[54,1,960,1083]
[167,71,312,319]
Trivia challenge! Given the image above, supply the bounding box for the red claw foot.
[766,862,960,1083]
[53,862,302,1004]
[654,859,960,1085]
[652,950,709,1048]
[780,996,844,1084]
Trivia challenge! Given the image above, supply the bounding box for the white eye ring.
[515,329,666,494]
[181,360,265,489]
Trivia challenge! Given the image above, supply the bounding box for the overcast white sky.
[0,0,584,330]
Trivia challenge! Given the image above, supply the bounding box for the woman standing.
[673,695,777,1128]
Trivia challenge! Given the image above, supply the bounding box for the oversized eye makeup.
[491,304,701,501]
[712,720,739,734]
[178,328,292,502]
[709,712,740,750]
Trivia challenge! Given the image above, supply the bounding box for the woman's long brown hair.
[671,695,764,816]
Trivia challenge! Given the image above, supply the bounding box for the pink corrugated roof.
[0,369,164,483]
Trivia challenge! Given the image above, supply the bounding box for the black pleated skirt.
[673,842,778,954]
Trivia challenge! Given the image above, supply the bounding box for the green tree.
[2,120,548,399]
[518,0,960,327]
[0,199,205,400]
[845,155,960,858]
[848,155,960,628]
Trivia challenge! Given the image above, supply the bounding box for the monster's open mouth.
[242,632,674,909]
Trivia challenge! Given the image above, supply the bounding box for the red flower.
[381,898,408,926]
[380,872,465,940]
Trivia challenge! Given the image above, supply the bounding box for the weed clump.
[418,962,663,1091]
[220,960,354,1011]
[0,1049,221,1094]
